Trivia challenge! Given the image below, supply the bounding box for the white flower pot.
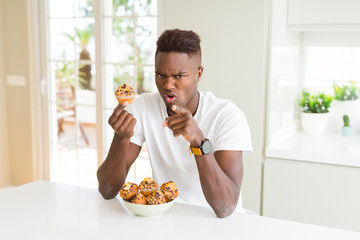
[342,126,352,136]
[301,112,330,135]
[331,99,360,119]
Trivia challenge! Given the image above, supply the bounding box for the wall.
[0,0,11,188]
[2,0,34,186]
[162,0,269,213]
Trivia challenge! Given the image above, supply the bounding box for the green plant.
[77,0,155,93]
[343,115,350,127]
[55,56,87,89]
[333,81,360,101]
[299,89,333,113]
[63,25,94,90]
[111,0,154,93]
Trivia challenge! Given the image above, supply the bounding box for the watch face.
[202,140,212,154]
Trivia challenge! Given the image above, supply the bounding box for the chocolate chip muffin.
[160,181,178,202]
[146,191,166,205]
[139,177,158,197]
[119,182,138,200]
[129,192,147,205]
[115,83,136,105]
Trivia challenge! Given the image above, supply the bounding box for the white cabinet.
[263,158,360,232]
[288,0,360,31]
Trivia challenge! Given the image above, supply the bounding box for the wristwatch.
[190,139,212,155]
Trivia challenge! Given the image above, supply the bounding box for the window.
[265,0,360,166]
[305,47,360,85]
[44,0,159,188]
[302,32,360,90]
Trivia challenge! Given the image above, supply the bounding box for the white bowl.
[123,200,174,217]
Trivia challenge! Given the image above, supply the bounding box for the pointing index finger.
[171,105,188,114]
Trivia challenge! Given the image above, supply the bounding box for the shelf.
[266,122,360,168]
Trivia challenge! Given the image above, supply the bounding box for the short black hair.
[155,29,201,57]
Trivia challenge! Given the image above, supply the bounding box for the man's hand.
[163,105,204,146]
[164,105,243,218]
[108,102,137,139]
[98,101,140,200]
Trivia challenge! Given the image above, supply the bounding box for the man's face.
[155,51,203,116]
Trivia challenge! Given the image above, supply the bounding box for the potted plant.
[342,115,352,136]
[332,81,360,119]
[299,89,333,135]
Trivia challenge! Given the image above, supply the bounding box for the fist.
[108,102,137,139]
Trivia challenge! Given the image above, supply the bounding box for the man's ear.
[197,66,204,82]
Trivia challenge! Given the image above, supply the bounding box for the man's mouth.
[164,93,176,103]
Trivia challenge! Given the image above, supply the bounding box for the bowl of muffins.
[120,177,178,217]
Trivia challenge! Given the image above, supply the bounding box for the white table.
[0,181,359,240]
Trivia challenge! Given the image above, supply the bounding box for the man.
[97,29,252,218]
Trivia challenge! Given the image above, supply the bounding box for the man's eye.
[156,74,164,78]
[175,75,184,79]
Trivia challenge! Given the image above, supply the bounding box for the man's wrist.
[190,139,203,148]
[114,132,131,143]
[190,134,205,147]
[190,138,212,156]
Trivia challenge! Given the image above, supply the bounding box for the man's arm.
[97,102,141,199]
[165,105,243,218]
[194,150,243,218]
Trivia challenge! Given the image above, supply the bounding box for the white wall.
[162,0,269,213]
[0,0,11,188]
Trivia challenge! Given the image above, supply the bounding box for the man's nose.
[163,76,175,89]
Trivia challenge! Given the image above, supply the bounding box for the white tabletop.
[0,180,359,240]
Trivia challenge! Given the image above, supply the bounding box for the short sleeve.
[213,103,253,152]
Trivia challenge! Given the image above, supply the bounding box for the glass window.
[304,47,360,87]
[46,0,157,188]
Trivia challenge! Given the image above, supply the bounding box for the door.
[40,0,159,188]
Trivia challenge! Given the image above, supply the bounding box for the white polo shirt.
[127,91,253,212]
